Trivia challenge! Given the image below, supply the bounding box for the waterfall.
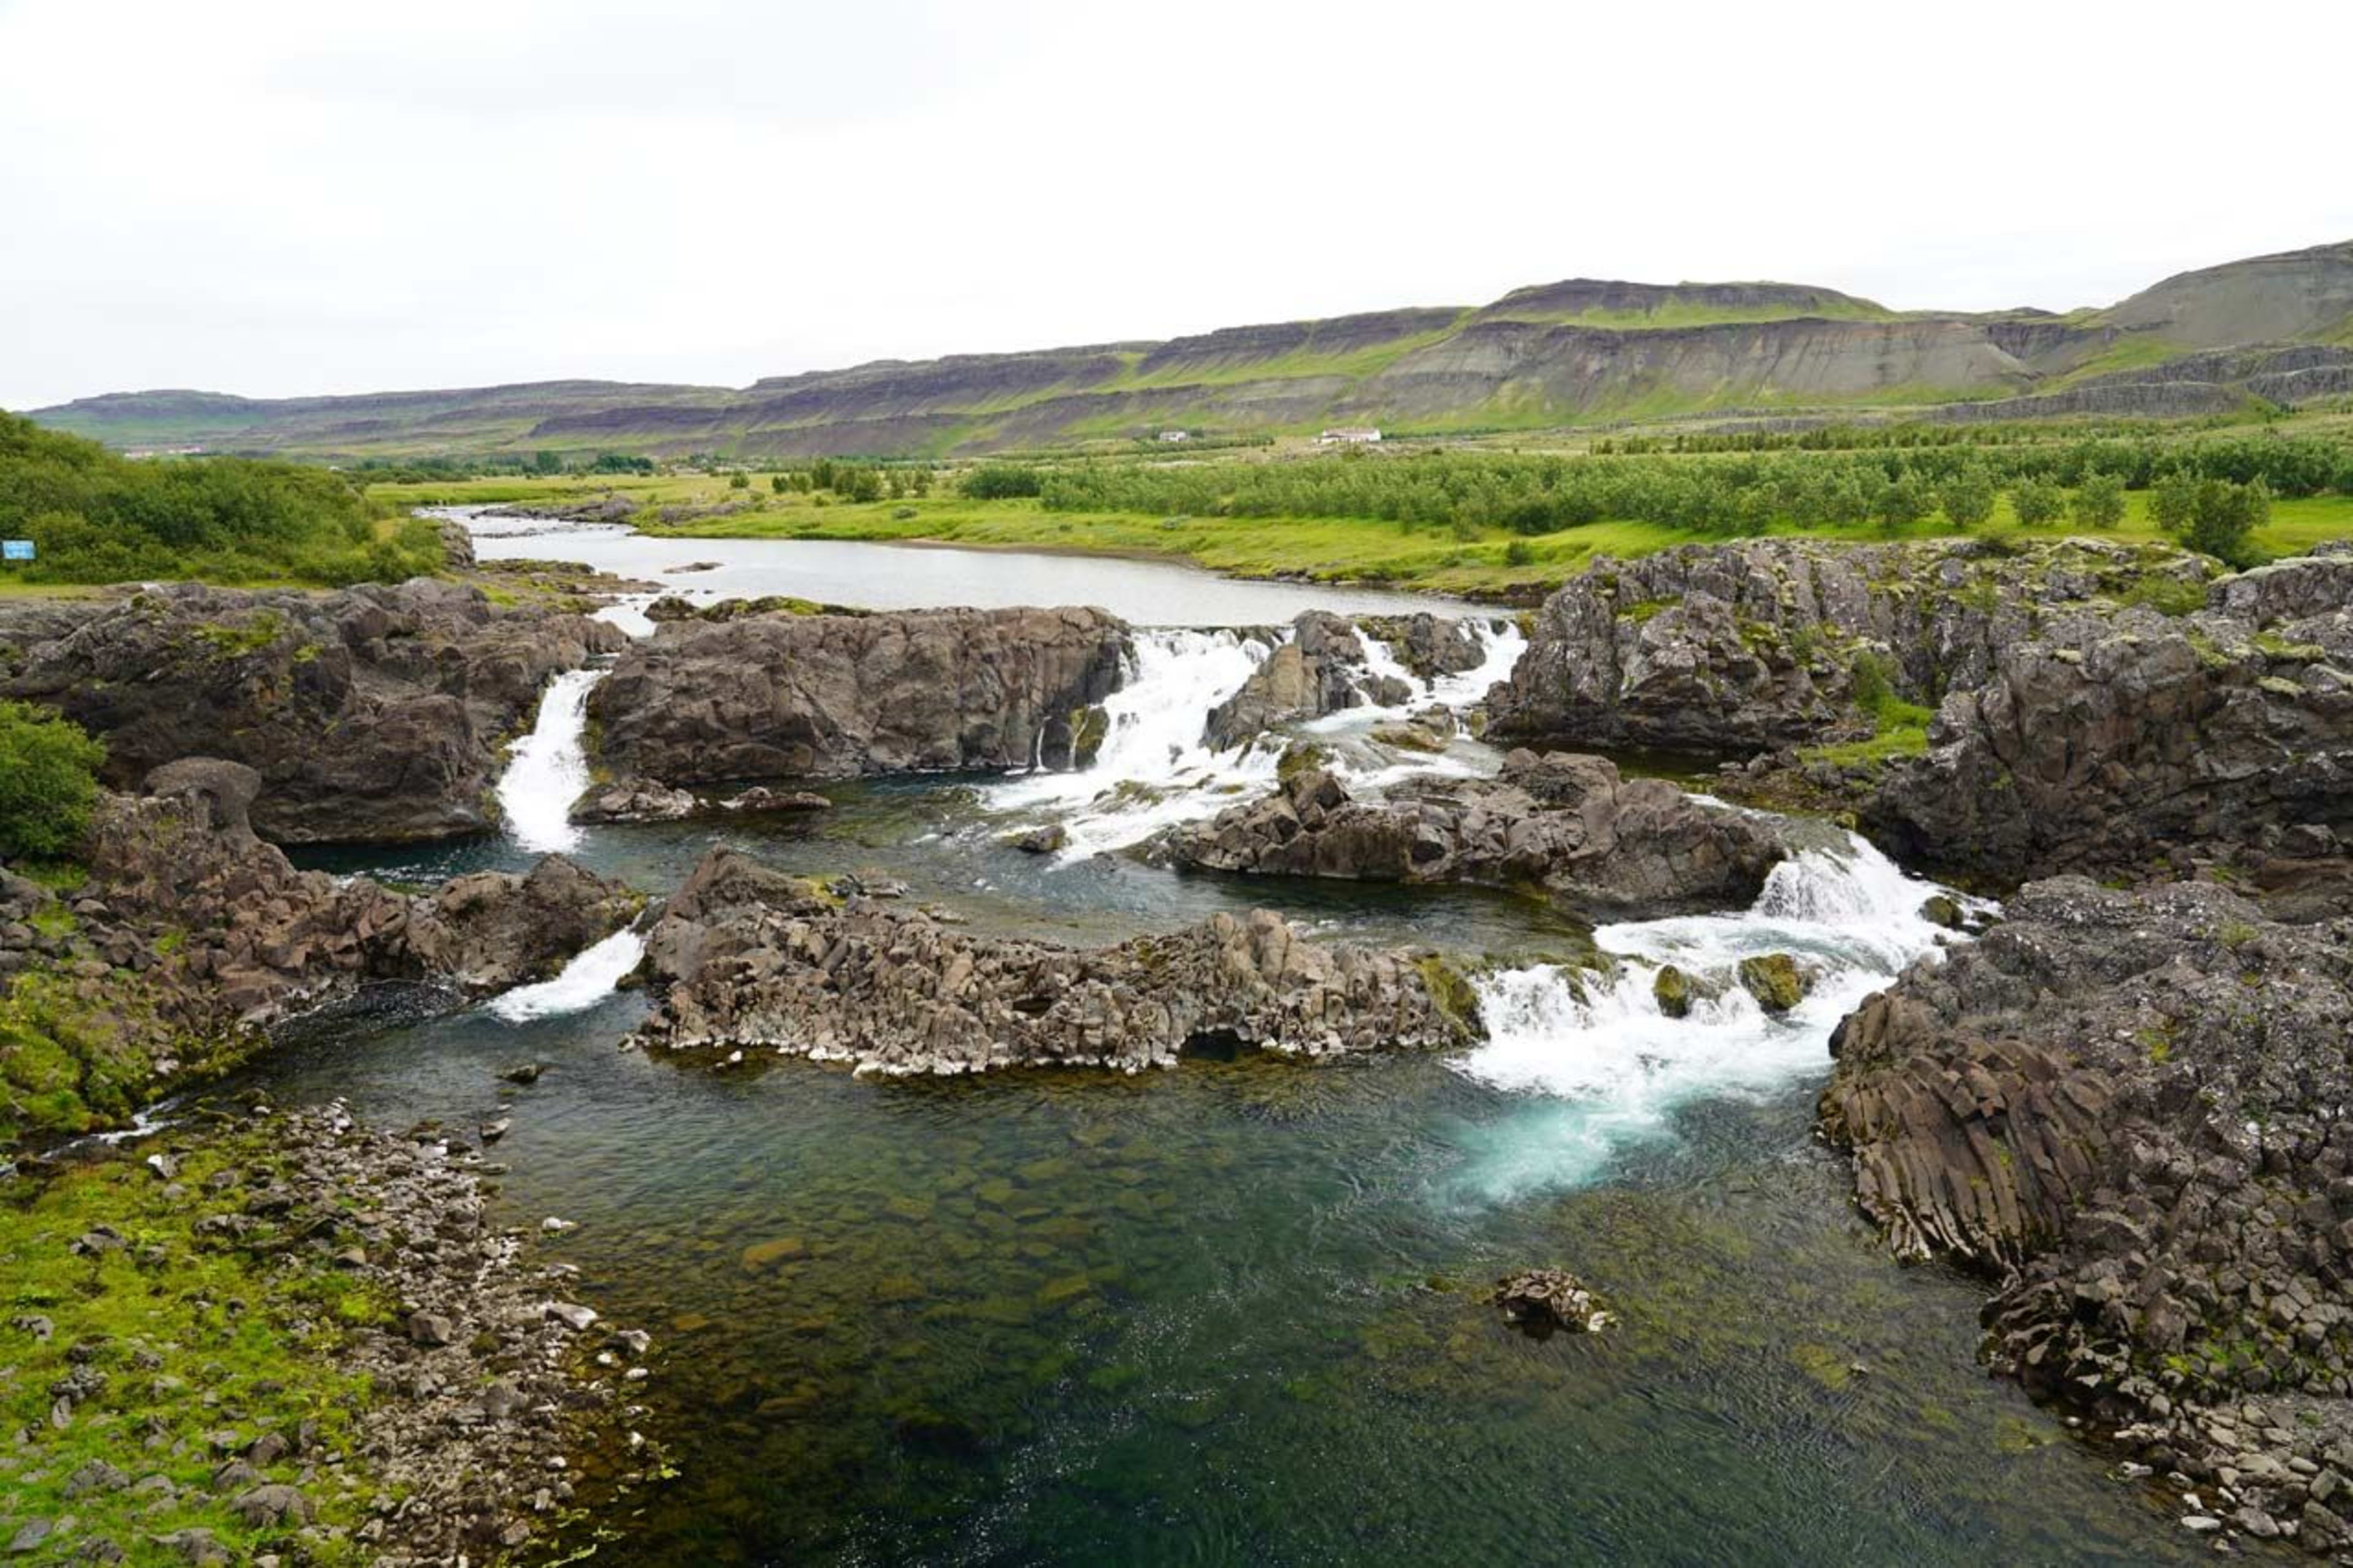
[1450,834,1982,1197]
[488,928,646,1022]
[497,668,607,855]
[987,628,1280,858]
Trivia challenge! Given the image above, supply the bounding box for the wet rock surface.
[1164,749,1790,918]
[1491,1270,1613,1335]
[1489,536,2211,754]
[1202,611,1413,749]
[1821,873,2353,1551]
[629,848,1479,1074]
[588,604,1130,785]
[0,579,624,843]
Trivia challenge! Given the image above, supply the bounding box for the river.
[245,512,2197,1564]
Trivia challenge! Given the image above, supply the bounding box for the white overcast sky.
[4,0,2349,410]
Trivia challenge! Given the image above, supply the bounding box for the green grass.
[0,1129,389,1563]
[368,474,2353,600]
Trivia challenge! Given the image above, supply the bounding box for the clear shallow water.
[241,522,2211,1563]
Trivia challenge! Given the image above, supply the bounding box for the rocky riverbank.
[1,758,635,1143]
[1163,748,1792,918]
[0,579,625,844]
[627,847,1479,1074]
[1822,876,2353,1550]
[0,1102,663,1565]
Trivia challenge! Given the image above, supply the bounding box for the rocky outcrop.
[1,761,635,1141]
[587,605,1129,785]
[1868,545,2353,884]
[628,848,1477,1074]
[1164,749,1789,918]
[567,778,832,826]
[1821,874,2353,1552]
[1488,537,2213,754]
[1356,613,1490,681]
[0,580,624,843]
[1202,612,1409,749]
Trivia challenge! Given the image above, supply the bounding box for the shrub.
[1938,468,1997,529]
[2071,472,2127,529]
[962,463,1046,500]
[0,702,105,860]
[2010,479,2066,528]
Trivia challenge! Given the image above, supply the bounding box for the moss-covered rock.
[1653,964,1694,1018]
[1737,953,1811,1015]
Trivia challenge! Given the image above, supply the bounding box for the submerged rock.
[1491,1270,1612,1335]
[1164,749,1789,918]
[630,847,1478,1074]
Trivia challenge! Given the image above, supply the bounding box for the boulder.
[1491,1269,1612,1334]
[1203,611,1412,749]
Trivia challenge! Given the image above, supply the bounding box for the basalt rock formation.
[1165,749,1790,918]
[1488,536,2213,754]
[1201,612,1411,751]
[628,848,1477,1074]
[1821,874,2353,1551]
[0,580,624,843]
[588,605,1129,784]
[0,759,636,1142]
[1868,544,2353,885]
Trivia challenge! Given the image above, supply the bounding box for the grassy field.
[371,472,2353,599]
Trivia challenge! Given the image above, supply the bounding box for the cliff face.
[27,239,2353,457]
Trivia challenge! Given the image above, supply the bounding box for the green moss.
[1069,705,1111,767]
[192,610,289,659]
[0,1129,388,1562]
[2254,631,2325,661]
[28,900,78,939]
[1618,596,1679,625]
[1415,956,1482,1032]
[1737,953,1809,1015]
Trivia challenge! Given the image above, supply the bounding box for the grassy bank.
[371,471,2353,599]
[0,1127,386,1564]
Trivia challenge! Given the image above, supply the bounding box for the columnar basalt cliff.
[627,849,1477,1074]
[0,580,624,843]
[1487,536,2212,755]
[1868,545,2353,884]
[1821,876,2353,1550]
[1164,749,1790,918]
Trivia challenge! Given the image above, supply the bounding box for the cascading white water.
[988,628,1279,858]
[1452,834,1978,1197]
[987,616,1531,861]
[487,928,646,1022]
[496,668,607,855]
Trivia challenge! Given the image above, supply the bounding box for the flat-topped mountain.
[27,240,2353,459]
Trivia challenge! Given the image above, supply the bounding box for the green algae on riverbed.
[236,993,2208,1566]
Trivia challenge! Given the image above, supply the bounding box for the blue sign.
[1,540,32,562]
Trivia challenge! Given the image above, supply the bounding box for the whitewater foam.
[496,668,606,855]
[488,928,646,1022]
[1451,834,1973,1197]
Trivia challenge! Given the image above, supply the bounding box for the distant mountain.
[26,241,2353,460]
